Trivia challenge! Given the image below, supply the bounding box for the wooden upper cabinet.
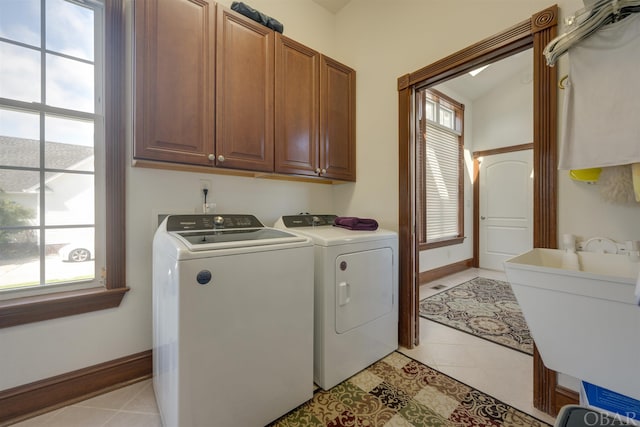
[320,55,356,181]
[274,34,320,176]
[134,0,215,165]
[133,1,355,181]
[216,6,274,172]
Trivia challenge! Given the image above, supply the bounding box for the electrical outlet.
[199,179,213,213]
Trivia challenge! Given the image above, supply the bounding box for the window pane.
[46,0,94,61]
[0,197,38,227]
[45,115,94,172]
[0,0,41,47]
[46,227,94,284]
[46,53,94,112]
[439,106,454,129]
[44,172,94,226]
[0,41,41,103]
[0,108,41,168]
[0,171,41,213]
[0,229,40,290]
[0,196,39,290]
[425,100,435,122]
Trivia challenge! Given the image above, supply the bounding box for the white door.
[479,150,533,271]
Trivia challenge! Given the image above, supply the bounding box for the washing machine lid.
[275,215,396,247]
[174,228,307,251]
[165,214,308,251]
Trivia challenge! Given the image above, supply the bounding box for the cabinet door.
[216,7,274,172]
[134,0,215,165]
[274,34,319,176]
[320,55,356,181]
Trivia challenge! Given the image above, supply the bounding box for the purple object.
[333,217,379,231]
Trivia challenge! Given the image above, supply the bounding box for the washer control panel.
[166,214,264,231]
[280,214,337,228]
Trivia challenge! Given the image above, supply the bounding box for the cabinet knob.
[315,168,321,174]
[321,168,327,174]
[208,154,215,161]
[218,155,225,162]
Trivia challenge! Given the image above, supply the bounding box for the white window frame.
[0,0,127,330]
[0,0,106,299]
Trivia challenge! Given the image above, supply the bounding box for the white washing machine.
[274,214,398,390]
[153,214,314,427]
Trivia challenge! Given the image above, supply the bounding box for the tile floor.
[13,268,556,426]
[12,379,161,427]
[400,268,557,425]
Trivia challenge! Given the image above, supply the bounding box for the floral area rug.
[269,352,549,426]
[419,277,533,355]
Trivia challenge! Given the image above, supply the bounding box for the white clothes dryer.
[153,214,314,427]
[274,214,398,390]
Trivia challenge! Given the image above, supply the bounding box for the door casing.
[397,6,561,415]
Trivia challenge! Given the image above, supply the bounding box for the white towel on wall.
[559,13,640,170]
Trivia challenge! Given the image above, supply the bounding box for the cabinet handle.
[315,168,321,174]
[321,168,326,174]
[208,154,215,161]
[218,155,225,162]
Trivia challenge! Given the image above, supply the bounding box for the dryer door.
[335,247,393,334]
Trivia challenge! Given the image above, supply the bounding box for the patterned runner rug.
[419,277,533,355]
[269,352,549,426]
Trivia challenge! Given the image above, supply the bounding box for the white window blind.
[425,123,460,242]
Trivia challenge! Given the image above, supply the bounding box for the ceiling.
[435,49,533,101]
[312,0,352,14]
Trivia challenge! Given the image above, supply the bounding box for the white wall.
[0,0,338,391]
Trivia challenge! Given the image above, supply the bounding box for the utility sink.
[504,248,640,401]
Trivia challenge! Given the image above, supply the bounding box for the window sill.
[419,236,465,250]
[0,287,129,329]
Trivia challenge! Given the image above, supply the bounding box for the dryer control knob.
[213,216,224,227]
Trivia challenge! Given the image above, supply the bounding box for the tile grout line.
[117,380,157,416]
[99,408,121,427]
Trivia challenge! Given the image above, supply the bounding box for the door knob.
[481,216,486,220]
